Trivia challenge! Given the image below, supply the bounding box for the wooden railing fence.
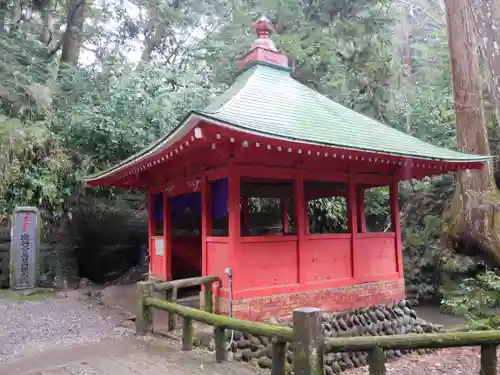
[324,330,500,375]
[136,280,500,375]
[144,275,220,331]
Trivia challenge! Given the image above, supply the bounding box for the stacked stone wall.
[0,226,9,287]
[0,192,148,288]
[194,300,442,374]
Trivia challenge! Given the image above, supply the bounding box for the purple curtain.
[170,192,201,217]
[152,192,163,222]
[211,177,228,219]
[152,178,228,221]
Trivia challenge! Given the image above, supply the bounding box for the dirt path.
[3,286,492,375]
[344,347,500,375]
[0,289,132,363]
[0,337,261,375]
[0,289,260,375]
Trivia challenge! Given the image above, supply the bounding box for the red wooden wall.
[149,165,403,307]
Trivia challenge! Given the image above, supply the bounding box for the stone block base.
[206,279,404,322]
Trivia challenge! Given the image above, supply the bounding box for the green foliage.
[0,116,77,218]
[202,0,395,120]
[55,63,215,167]
[0,0,497,301]
[308,198,348,234]
[364,187,391,232]
[401,175,456,303]
[442,270,500,320]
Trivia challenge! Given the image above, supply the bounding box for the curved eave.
[82,112,491,189]
[197,111,491,164]
[82,112,202,187]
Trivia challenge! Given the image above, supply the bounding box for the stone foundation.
[212,278,405,322]
[193,299,443,373]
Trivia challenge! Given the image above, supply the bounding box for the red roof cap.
[238,16,289,71]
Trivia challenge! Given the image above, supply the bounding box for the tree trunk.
[443,0,500,267]
[10,0,22,29]
[445,0,490,174]
[0,0,7,33]
[463,0,500,188]
[140,0,182,62]
[41,0,55,45]
[60,0,85,66]
[399,4,415,134]
[141,2,166,61]
[465,0,500,115]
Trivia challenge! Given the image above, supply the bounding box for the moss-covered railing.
[136,282,500,375]
[324,331,500,375]
[147,275,220,331]
[137,280,294,375]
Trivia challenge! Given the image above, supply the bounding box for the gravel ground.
[344,347,500,374]
[0,290,496,374]
[0,293,133,363]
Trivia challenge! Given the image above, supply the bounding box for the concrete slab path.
[0,337,261,375]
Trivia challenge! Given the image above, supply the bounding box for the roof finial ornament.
[251,15,277,51]
[237,15,288,71]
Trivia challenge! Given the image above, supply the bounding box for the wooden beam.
[324,330,500,352]
[241,197,249,236]
[390,177,403,276]
[294,176,306,284]
[147,191,154,276]
[357,186,366,233]
[228,165,240,283]
[348,172,358,280]
[163,191,172,280]
[201,176,211,277]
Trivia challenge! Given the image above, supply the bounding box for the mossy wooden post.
[271,339,287,375]
[214,326,227,363]
[480,344,497,375]
[292,307,324,375]
[368,346,386,375]
[203,281,213,313]
[167,287,178,331]
[136,281,155,335]
[181,317,193,351]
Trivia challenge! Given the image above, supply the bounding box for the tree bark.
[445,0,490,180]
[463,0,500,188]
[140,0,182,62]
[141,2,167,61]
[393,3,415,134]
[464,0,500,115]
[60,0,85,66]
[0,0,7,33]
[443,0,500,267]
[41,0,55,45]
[10,0,22,29]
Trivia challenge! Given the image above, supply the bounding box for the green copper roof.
[198,61,489,162]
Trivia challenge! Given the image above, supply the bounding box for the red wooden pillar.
[294,175,306,284]
[241,196,249,236]
[390,177,404,277]
[280,197,289,233]
[357,186,366,233]
[147,191,154,276]
[163,191,172,280]
[348,172,359,280]
[201,176,212,277]
[228,167,241,284]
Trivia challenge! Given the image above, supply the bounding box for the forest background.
[1,0,500,321]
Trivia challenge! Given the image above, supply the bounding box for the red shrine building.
[84,17,489,321]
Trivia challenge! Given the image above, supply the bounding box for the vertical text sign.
[10,207,40,290]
